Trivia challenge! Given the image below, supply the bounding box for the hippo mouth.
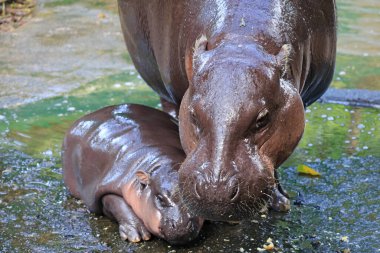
[179,180,274,221]
[161,217,204,245]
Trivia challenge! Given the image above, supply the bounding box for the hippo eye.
[155,194,169,207]
[255,109,270,130]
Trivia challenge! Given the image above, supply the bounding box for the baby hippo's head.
[128,161,204,245]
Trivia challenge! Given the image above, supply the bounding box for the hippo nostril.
[194,183,201,199]
[186,220,193,230]
[229,180,240,201]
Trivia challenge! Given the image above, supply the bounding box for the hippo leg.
[160,97,179,119]
[269,170,290,212]
[101,194,151,242]
[269,187,291,212]
[275,170,289,198]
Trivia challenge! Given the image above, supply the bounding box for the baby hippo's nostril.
[194,182,202,199]
[194,174,206,199]
[186,220,193,230]
[228,178,240,201]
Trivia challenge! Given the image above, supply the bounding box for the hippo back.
[118,0,336,107]
[62,104,184,213]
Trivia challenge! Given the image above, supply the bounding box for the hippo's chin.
[179,183,273,221]
[161,217,204,245]
[182,196,271,221]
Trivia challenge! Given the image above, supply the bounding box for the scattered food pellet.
[263,242,274,250]
[260,214,267,218]
[257,238,275,252]
[97,13,106,19]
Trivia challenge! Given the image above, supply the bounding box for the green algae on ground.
[331,0,380,91]
[44,0,118,12]
[284,103,380,165]
[0,71,159,158]
[332,54,380,90]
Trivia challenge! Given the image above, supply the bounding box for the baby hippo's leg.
[269,171,290,212]
[101,194,151,242]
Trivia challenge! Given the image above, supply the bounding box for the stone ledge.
[319,88,380,109]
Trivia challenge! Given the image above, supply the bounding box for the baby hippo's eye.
[155,194,170,207]
[255,109,270,130]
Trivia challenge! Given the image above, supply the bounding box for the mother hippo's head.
[178,36,305,221]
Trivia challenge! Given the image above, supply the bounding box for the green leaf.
[297,164,321,176]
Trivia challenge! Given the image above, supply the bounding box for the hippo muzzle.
[179,140,276,220]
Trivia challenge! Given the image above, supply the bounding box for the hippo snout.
[161,217,204,245]
[194,174,240,202]
[179,161,275,221]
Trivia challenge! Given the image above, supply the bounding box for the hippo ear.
[276,44,292,77]
[193,34,208,57]
[190,34,208,77]
[136,171,150,186]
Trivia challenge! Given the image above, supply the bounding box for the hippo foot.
[119,221,151,242]
[269,187,291,212]
[101,194,151,242]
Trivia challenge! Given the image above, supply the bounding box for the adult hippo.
[62,104,203,244]
[118,0,336,220]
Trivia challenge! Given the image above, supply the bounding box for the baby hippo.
[62,104,203,245]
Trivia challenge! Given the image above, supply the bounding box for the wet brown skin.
[118,0,336,220]
[62,104,204,245]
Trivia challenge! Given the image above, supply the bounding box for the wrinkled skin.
[62,104,203,244]
[118,0,336,220]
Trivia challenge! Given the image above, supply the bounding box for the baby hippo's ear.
[136,171,150,186]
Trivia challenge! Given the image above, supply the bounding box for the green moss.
[44,0,118,12]
[285,103,380,166]
[44,0,76,7]
[337,2,360,35]
[332,54,380,90]
[0,71,159,158]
